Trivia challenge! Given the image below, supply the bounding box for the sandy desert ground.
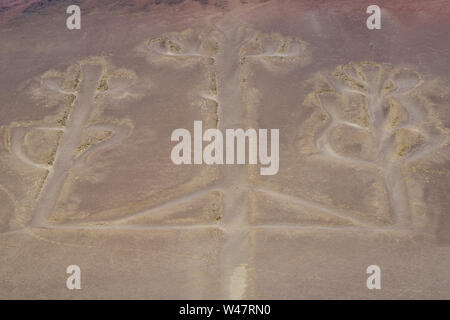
[0,0,450,299]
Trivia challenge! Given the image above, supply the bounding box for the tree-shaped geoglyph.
[138,26,313,299]
[296,61,447,229]
[5,58,137,228]
[107,27,313,230]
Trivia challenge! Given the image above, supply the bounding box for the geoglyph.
[0,0,449,299]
